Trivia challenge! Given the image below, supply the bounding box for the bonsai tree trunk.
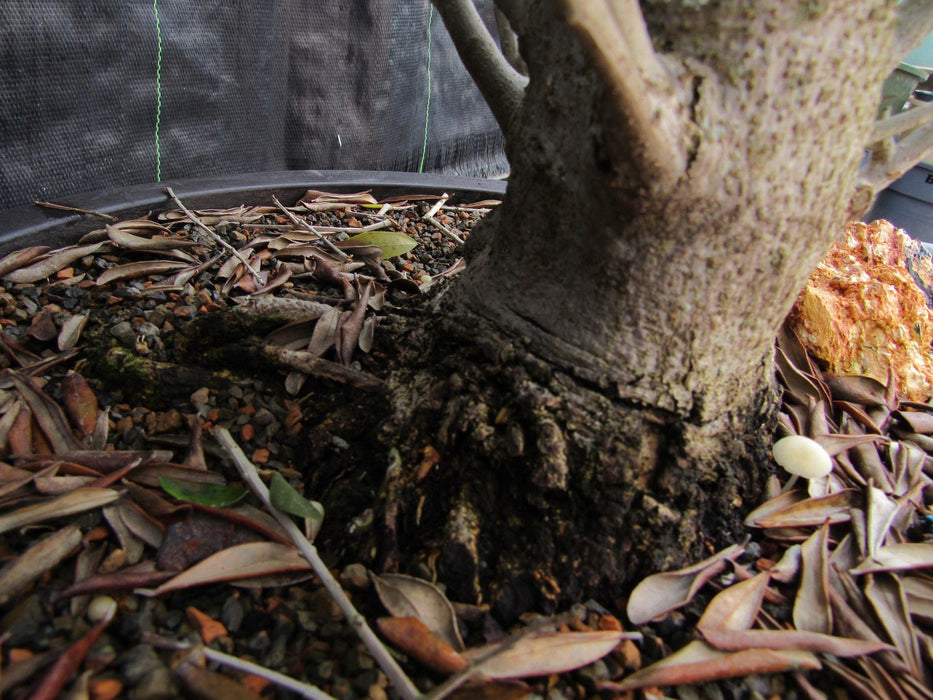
[364,0,933,618]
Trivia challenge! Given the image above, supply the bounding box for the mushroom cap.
[772,435,833,479]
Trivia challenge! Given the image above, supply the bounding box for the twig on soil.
[165,187,266,287]
[260,345,385,392]
[213,427,423,700]
[424,215,465,246]
[200,646,337,700]
[34,201,119,222]
[271,195,350,261]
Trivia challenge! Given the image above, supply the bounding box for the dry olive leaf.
[744,489,859,528]
[376,616,468,675]
[604,640,821,692]
[95,260,190,285]
[697,571,770,632]
[0,245,52,277]
[371,572,465,651]
[0,487,122,534]
[0,524,82,605]
[333,231,417,259]
[2,241,106,283]
[794,522,832,634]
[626,543,744,625]
[461,631,625,680]
[148,542,312,596]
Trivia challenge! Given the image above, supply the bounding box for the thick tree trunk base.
[370,291,776,620]
[82,290,776,619]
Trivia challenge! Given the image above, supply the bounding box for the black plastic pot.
[0,170,508,255]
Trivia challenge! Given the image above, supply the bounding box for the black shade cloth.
[0,1,508,213]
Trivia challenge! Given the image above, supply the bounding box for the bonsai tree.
[365,0,933,617]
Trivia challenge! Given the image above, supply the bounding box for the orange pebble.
[89,677,124,700]
[186,606,228,643]
[598,614,623,631]
[8,648,35,664]
[240,423,255,441]
[241,674,272,695]
[251,448,270,464]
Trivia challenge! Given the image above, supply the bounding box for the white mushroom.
[772,435,833,491]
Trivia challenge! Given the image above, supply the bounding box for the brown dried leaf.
[106,223,199,251]
[57,313,89,352]
[2,241,106,283]
[894,409,933,434]
[0,487,121,534]
[377,616,468,675]
[10,371,82,453]
[148,542,312,595]
[0,524,82,605]
[697,571,770,632]
[851,543,933,574]
[863,574,924,679]
[308,306,341,357]
[371,572,465,651]
[26,310,58,342]
[61,371,98,441]
[698,628,894,657]
[824,374,888,406]
[627,544,745,625]
[0,245,51,277]
[604,640,820,692]
[59,563,174,600]
[795,522,832,634]
[96,259,189,285]
[461,631,625,680]
[746,490,859,529]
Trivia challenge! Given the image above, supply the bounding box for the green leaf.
[269,472,325,524]
[335,231,417,259]
[158,476,248,507]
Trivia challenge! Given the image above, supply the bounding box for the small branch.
[893,0,933,70]
[195,645,335,700]
[562,0,687,188]
[494,7,527,76]
[165,187,266,287]
[870,100,933,142]
[492,0,525,30]
[860,119,933,193]
[432,0,528,137]
[260,344,385,392]
[214,427,422,700]
[34,201,118,222]
[271,195,350,261]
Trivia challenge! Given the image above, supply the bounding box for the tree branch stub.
[561,0,688,189]
[432,0,528,138]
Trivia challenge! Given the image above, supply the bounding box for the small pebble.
[87,595,117,623]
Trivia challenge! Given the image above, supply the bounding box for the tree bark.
[376,0,899,615]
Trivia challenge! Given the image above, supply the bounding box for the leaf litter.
[0,190,931,698]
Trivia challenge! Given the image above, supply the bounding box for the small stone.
[220,595,245,632]
[309,588,343,620]
[120,645,164,684]
[87,595,117,623]
[339,563,370,590]
[190,387,210,406]
[109,320,136,347]
[129,667,177,700]
[253,407,275,426]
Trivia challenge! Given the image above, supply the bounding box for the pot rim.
[0,170,508,255]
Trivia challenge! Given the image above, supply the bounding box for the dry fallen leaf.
[603,640,820,691]
[148,542,312,596]
[371,572,465,651]
[626,543,745,625]
[376,616,468,675]
[461,631,625,680]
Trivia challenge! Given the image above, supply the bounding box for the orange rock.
[241,673,272,695]
[89,677,123,700]
[186,605,228,643]
[251,447,271,464]
[787,220,933,401]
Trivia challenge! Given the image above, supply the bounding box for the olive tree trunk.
[374,0,906,618]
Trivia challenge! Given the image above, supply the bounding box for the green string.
[418,3,434,173]
[153,0,163,182]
